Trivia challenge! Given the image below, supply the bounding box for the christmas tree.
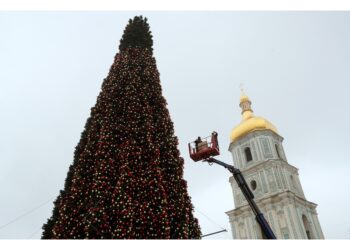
[42,16,201,239]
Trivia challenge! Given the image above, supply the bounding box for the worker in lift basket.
[195,136,208,152]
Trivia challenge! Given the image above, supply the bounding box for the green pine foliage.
[42,16,201,239]
[119,16,153,53]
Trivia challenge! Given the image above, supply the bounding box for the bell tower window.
[302,215,314,239]
[244,147,253,162]
[250,180,257,190]
[275,144,280,158]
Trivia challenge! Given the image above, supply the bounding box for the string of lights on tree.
[41,16,201,239]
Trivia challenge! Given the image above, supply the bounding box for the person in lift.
[194,136,202,152]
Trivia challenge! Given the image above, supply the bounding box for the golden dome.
[230,93,278,142]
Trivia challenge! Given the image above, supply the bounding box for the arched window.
[244,147,253,162]
[290,175,297,191]
[275,144,280,158]
[250,180,257,190]
[302,215,314,239]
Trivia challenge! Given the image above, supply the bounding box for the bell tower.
[226,92,324,239]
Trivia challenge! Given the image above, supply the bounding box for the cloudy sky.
[1,11,350,239]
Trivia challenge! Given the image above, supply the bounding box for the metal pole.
[205,157,276,239]
[201,229,227,238]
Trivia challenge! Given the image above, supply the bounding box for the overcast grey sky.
[1,11,350,239]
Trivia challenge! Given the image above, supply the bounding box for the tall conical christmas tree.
[42,16,201,239]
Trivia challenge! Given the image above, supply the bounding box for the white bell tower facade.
[226,92,324,239]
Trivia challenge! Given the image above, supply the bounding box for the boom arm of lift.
[205,157,277,239]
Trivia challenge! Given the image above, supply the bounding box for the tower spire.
[239,83,244,95]
[239,87,253,120]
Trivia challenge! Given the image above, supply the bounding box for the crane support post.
[204,157,276,239]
